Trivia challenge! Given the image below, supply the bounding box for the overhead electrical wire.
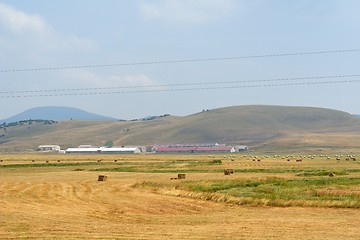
[1,78,359,98]
[0,74,359,95]
[1,48,359,98]
[1,48,360,73]
[0,73,359,95]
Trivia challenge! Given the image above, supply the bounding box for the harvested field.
[1,153,360,239]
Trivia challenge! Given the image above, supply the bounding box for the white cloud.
[0,2,95,57]
[0,2,51,35]
[64,70,164,90]
[69,35,95,50]
[137,0,239,25]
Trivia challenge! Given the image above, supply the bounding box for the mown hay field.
[1,153,360,239]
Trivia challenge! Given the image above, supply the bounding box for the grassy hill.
[1,105,360,153]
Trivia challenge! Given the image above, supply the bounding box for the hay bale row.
[170,174,186,180]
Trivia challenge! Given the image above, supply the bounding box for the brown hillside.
[1,105,360,152]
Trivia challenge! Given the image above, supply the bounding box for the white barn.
[38,145,61,152]
[100,147,141,154]
[65,147,141,154]
[65,147,101,154]
[236,145,248,152]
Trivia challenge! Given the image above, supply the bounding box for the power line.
[1,48,360,73]
[1,73,359,95]
[1,78,359,98]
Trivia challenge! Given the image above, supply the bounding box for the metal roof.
[101,147,139,152]
[65,147,140,153]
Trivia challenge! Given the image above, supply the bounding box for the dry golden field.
[1,153,360,239]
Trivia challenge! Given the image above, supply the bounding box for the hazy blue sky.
[1,0,360,119]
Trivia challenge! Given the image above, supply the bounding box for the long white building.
[65,147,141,154]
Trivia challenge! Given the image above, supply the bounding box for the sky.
[1,0,360,120]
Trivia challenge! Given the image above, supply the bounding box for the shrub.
[212,159,222,164]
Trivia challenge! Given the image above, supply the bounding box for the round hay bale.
[98,175,107,181]
[328,172,336,177]
[178,173,186,179]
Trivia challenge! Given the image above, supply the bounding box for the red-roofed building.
[153,144,236,153]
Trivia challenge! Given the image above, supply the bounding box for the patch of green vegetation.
[74,168,85,171]
[185,179,262,193]
[222,178,360,202]
[211,159,222,164]
[234,169,295,173]
[88,166,354,174]
[91,167,220,173]
[296,170,348,176]
[169,159,222,165]
[90,159,224,173]
[136,177,360,208]
[0,162,115,168]
[91,166,138,172]
[235,168,351,175]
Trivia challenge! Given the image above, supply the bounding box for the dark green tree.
[105,140,113,147]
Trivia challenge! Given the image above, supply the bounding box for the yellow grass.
[1,153,360,239]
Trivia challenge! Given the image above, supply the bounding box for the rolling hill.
[1,105,360,153]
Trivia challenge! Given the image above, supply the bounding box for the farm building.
[117,145,146,153]
[153,143,237,153]
[65,147,101,154]
[100,147,141,154]
[236,145,248,152]
[37,145,61,152]
[65,146,141,154]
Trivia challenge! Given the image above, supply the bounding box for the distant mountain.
[354,115,360,118]
[0,106,117,123]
